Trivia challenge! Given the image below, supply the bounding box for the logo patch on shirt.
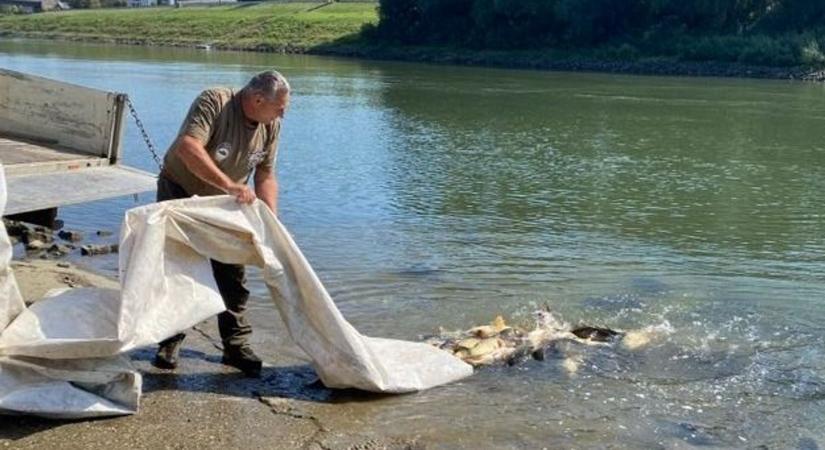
[247,147,267,170]
[215,142,231,162]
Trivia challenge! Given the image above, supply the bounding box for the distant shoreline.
[3,30,822,82]
[312,43,825,81]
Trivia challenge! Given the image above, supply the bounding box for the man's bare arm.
[173,135,256,203]
[254,168,278,214]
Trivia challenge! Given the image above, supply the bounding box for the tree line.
[371,0,825,66]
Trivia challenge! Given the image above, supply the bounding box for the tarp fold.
[0,164,472,418]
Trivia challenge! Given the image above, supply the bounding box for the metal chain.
[125,96,163,171]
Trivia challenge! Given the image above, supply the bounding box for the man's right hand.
[226,183,257,204]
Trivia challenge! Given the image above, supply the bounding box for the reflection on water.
[2,39,825,447]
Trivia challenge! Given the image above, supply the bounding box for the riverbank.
[314,42,825,81]
[2,259,421,449]
[1,3,824,81]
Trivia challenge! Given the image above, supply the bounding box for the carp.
[428,307,664,370]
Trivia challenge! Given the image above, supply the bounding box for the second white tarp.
[0,167,472,417]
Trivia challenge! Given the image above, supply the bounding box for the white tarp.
[0,164,472,418]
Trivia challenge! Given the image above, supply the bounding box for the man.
[153,70,290,378]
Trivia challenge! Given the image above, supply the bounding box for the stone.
[25,239,46,251]
[21,226,53,245]
[81,244,119,256]
[2,219,29,239]
[58,230,84,242]
[48,243,72,256]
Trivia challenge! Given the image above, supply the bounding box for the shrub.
[801,38,825,66]
[0,4,23,14]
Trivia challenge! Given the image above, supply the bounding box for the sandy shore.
[10,259,119,303]
[1,260,422,450]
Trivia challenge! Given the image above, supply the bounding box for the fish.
[428,308,664,370]
[570,326,622,342]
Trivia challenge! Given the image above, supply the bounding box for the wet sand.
[1,260,423,450]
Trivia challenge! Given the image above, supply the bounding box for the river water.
[1,40,824,448]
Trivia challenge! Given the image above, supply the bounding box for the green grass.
[0,3,378,50]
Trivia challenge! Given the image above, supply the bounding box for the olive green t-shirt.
[162,87,280,196]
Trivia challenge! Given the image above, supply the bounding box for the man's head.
[240,70,290,124]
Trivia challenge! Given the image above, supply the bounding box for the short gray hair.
[243,70,290,100]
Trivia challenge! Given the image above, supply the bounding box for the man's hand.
[227,183,257,204]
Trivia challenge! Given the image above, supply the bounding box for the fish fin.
[492,315,507,331]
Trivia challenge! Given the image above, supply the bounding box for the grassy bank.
[0,3,377,51]
[1,3,823,80]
